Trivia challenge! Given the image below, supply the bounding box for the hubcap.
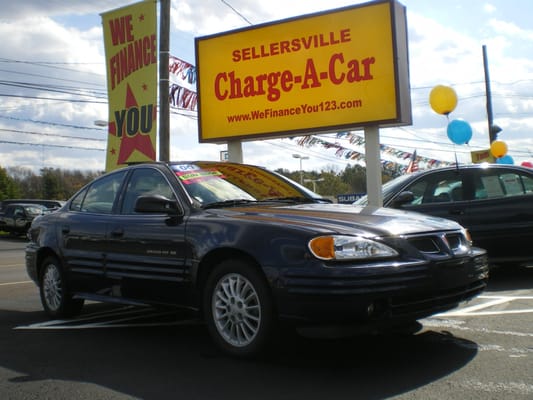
[43,264,62,311]
[212,273,261,347]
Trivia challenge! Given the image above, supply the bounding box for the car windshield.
[171,162,320,207]
[354,174,415,206]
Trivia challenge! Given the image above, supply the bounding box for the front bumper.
[272,249,488,325]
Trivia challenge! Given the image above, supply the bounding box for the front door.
[105,167,191,305]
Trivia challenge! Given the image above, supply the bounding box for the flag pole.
[159,0,170,162]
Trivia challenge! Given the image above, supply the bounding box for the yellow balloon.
[429,85,458,115]
[490,140,508,158]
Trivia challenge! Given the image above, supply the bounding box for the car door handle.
[110,227,124,237]
[61,225,70,234]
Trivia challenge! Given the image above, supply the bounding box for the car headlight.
[308,235,399,261]
[463,229,473,246]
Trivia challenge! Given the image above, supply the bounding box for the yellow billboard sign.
[195,0,411,143]
[101,0,157,171]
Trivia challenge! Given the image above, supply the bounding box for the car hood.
[208,203,463,237]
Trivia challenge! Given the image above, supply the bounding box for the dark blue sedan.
[26,161,488,357]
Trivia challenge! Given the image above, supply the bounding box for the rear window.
[475,171,532,199]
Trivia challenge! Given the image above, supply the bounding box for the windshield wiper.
[202,199,257,209]
[262,196,316,203]
[262,196,333,204]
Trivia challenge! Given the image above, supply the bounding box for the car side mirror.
[391,191,415,207]
[134,195,181,215]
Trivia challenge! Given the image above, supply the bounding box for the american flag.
[406,150,419,173]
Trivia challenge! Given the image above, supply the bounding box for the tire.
[39,256,84,318]
[203,259,275,358]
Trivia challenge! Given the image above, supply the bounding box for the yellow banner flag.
[101,0,157,171]
[471,149,495,164]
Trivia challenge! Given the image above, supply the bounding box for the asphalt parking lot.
[1,236,532,399]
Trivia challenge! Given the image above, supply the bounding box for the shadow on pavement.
[1,305,478,400]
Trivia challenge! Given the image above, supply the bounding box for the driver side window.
[403,172,463,205]
[77,171,127,214]
[121,168,176,214]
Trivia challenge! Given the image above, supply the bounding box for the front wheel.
[39,256,84,318]
[203,259,275,358]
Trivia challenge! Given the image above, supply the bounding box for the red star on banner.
[110,84,156,165]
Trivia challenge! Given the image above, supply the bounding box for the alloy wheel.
[212,273,261,347]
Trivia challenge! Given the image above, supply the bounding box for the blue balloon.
[496,155,514,164]
[447,119,473,145]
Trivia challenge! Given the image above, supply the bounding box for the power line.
[0,81,107,99]
[0,93,107,104]
[0,116,106,131]
[0,57,103,76]
[220,0,253,25]
[0,128,106,142]
[0,139,104,151]
[0,68,105,88]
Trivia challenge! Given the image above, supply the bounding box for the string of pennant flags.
[169,55,198,111]
[293,132,455,175]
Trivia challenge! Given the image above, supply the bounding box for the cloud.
[1,0,532,174]
[483,3,497,14]
[488,18,533,40]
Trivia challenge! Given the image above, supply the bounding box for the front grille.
[406,231,470,256]
[408,237,441,253]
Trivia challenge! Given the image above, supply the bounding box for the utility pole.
[483,45,501,143]
[159,0,170,162]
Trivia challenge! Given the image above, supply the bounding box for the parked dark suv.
[355,164,533,268]
[0,203,47,235]
[26,161,488,357]
[0,199,64,212]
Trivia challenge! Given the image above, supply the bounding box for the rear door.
[458,167,533,264]
[60,170,128,291]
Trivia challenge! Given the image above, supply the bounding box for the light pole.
[303,177,324,193]
[292,154,309,184]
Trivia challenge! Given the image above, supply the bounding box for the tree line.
[0,164,395,202]
[0,166,102,201]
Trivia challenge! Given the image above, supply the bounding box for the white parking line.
[437,295,533,317]
[480,295,533,300]
[445,309,533,316]
[0,280,32,286]
[422,318,533,338]
[452,297,511,313]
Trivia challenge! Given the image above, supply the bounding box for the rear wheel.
[39,256,84,318]
[204,259,275,358]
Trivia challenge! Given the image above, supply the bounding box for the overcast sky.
[0,0,532,174]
